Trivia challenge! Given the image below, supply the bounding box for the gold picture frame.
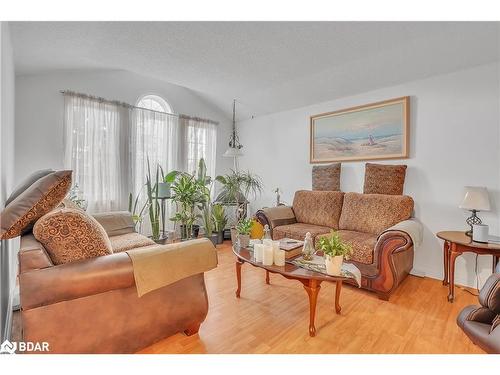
[310,96,410,163]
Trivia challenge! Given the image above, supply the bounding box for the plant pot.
[216,230,224,244]
[325,255,343,276]
[192,225,200,238]
[238,234,250,248]
[209,233,218,246]
[230,227,238,244]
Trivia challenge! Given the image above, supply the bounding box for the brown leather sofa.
[457,264,500,353]
[256,190,418,300]
[18,211,211,354]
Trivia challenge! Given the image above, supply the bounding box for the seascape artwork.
[310,97,409,163]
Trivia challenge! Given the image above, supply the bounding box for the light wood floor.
[138,241,484,354]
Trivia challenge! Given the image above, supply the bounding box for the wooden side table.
[436,231,500,302]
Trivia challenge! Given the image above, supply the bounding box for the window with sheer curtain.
[63,92,218,215]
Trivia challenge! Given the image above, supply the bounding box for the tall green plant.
[146,158,162,241]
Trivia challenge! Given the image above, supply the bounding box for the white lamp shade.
[459,186,490,211]
[223,147,243,158]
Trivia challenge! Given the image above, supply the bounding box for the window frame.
[136,94,173,114]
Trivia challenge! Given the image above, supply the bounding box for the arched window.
[132,94,177,232]
[136,94,172,114]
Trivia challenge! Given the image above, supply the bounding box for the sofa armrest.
[255,206,296,233]
[381,218,423,248]
[19,252,135,309]
[92,211,136,236]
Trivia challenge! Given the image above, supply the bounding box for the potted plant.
[316,230,352,276]
[236,217,253,248]
[215,170,263,243]
[167,172,202,240]
[212,203,228,244]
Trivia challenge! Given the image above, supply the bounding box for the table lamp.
[459,186,490,237]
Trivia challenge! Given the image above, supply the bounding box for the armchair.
[457,271,500,353]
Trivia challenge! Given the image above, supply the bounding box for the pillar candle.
[263,239,273,247]
[263,245,274,266]
[274,249,286,266]
[271,240,280,263]
[254,243,264,262]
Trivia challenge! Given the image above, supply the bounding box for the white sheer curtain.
[130,107,180,231]
[63,94,128,213]
[63,92,218,224]
[181,117,217,179]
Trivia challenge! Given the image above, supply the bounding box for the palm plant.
[215,170,263,223]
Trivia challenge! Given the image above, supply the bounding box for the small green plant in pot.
[236,217,253,248]
[212,204,228,244]
[317,230,352,276]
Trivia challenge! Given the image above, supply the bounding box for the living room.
[1,1,500,372]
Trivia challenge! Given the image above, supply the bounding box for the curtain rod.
[60,90,219,125]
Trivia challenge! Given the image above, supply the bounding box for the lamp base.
[465,209,481,238]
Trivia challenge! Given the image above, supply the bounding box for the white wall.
[14,70,233,184]
[0,21,18,342]
[239,63,500,288]
[1,23,15,206]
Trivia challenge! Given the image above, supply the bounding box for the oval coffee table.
[233,245,350,337]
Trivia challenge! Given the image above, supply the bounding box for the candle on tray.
[263,244,274,266]
[254,243,264,262]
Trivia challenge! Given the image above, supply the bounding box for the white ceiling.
[10,22,499,120]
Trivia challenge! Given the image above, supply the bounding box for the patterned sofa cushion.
[33,208,113,265]
[273,223,331,242]
[339,192,414,235]
[315,230,377,264]
[363,163,407,195]
[312,163,341,191]
[1,170,73,239]
[292,190,344,229]
[109,232,156,253]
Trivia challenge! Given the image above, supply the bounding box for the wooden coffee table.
[233,245,350,337]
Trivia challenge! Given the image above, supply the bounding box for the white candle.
[274,249,285,266]
[263,239,273,247]
[254,243,264,262]
[263,245,274,266]
[271,240,281,264]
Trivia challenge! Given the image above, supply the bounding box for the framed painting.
[310,96,409,163]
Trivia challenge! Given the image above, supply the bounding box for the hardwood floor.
[138,241,484,354]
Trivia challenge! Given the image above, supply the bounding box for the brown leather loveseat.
[18,211,214,354]
[257,190,420,300]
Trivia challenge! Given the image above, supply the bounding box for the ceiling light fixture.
[223,99,243,159]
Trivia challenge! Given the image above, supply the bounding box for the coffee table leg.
[265,270,270,284]
[335,280,342,314]
[235,260,243,298]
[303,279,321,337]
